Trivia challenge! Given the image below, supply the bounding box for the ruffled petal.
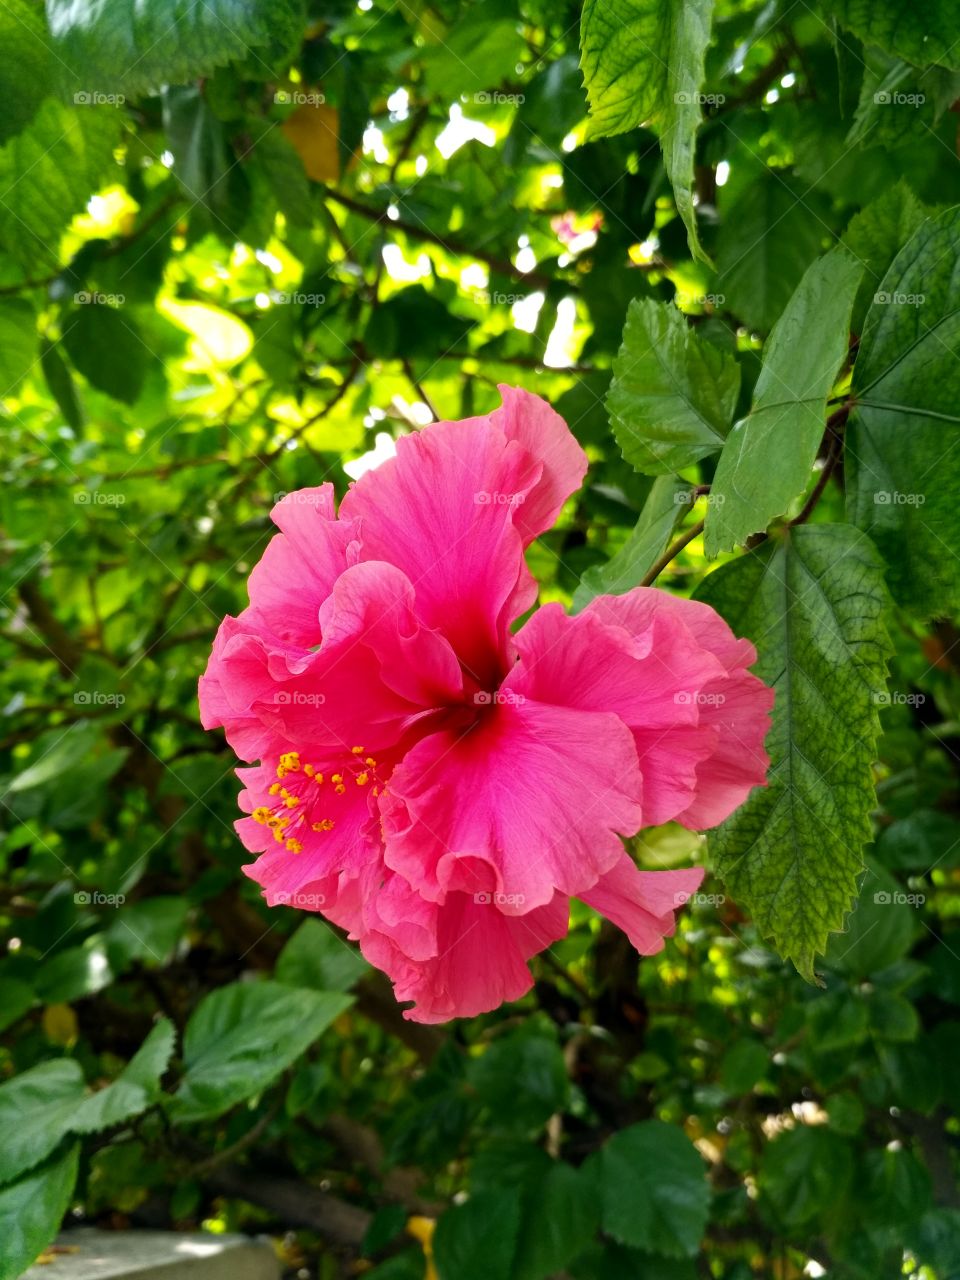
[339,388,586,686]
[358,878,570,1023]
[585,590,774,830]
[380,698,644,911]
[506,602,728,827]
[578,854,704,954]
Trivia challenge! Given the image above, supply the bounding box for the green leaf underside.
[579,0,714,260]
[705,249,862,556]
[845,205,960,616]
[695,524,892,980]
[608,298,741,475]
[841,181,927,332]
[573,475,689,610]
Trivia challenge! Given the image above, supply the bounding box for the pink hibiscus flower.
[199,386,773,1022]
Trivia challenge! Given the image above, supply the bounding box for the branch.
[640,519,706,587]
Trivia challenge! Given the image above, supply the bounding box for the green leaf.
[60,303,147,404]
[105,897,189,968]
[46,0,307,97]
[0,978,34,1034]
[0,1143,79,1280]
[420,1,526,101]
[719,1039,769,1093]
[173,980,351,1122]
[434,1190,520,1280]
[0,299,37,394]
[845,206,960,616]
[40,335,84,432]
[695,525,892,979]
[841,181,926,332]
[824,863,918,977]
[607,299,740,475]
[717,171,826,333]
[276,918,369,993]
[71,1018,176,1133]
[514,1162,600,1280]
[579,0,715,259]
[467,1031,569,1131]
[705,249,862,556]
[573,476,689,610]
[0,1060,85,1184]
[0,1,51,144]
[759,1126,853,1226]
[822,0,960,71]
[592,1120,709,1257]
[0,98,121,271]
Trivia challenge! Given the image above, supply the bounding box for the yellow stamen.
[286,838,303,854]
[284,795,299,808]
[335,784,346,795]
[355,772,369,786]
[279,752,301,772]
[311,818,335,832]
[364,757,376,767]
[351,745,364,754]
[304,763,315,777]
[268,783,281,796]
[252,806,271,824]
[314,772,324,784]
[372,786,379,797]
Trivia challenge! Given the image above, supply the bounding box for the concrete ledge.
[23,1230,280,1280]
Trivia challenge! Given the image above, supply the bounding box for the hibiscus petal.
[339,389,586,686]
[579,853,704,954]
[361,882,570,1023]
[585,590,774,830]
[380,698,644,911]
[506,602,727,827]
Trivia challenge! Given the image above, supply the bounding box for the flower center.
[250,746,383,854]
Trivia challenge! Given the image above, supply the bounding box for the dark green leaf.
[434,1189,520,1280]
[60,303,147,404]
[276,918,369,993]
[822,0,960,71]
[696,525,892,978]
[0,1144,79,1280]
